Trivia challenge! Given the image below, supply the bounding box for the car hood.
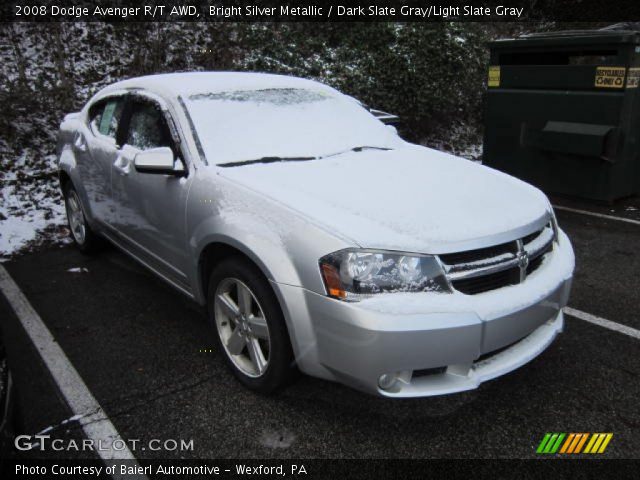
[217,145,551,253]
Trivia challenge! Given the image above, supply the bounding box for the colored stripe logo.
[537,433,613,454]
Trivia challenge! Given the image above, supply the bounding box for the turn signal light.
[320,263,346,299]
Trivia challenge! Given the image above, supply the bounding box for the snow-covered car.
[56,72,574,397]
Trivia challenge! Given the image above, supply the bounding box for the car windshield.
[183,88,402,165]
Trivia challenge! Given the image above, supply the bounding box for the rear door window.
[88,103,105,135]
[88,98,124,139]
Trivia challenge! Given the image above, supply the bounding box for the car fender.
[186,174,351,372]
[57,117,96,226]
[187,172,351,297]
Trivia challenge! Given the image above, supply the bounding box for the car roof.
[99,72,338,100]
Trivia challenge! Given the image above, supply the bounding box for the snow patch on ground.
[23,414,87,450]
[36,413,85,436]
[67,267,89,273]
[0,154,68,261]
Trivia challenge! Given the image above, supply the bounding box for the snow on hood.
[218,145,551,253]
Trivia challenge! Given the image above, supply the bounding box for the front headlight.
[319,249,452,301]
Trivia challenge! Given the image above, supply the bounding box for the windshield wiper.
[320,145,392,159]
[218,146,393,168]
[350,146,392,152]
[218,156,315,167]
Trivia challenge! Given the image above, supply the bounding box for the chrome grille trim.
[446,256,521,281]
[523,225,555,259]
[439,223,555,295]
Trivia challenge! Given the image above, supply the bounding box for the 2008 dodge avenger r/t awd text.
[56,72,574,397]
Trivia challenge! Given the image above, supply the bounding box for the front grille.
[526,240,552,275]
[439,241,517,266]
[526,255,545,275]
[451,266,520,295]
[439,222,555,295]
[521,230,540,245]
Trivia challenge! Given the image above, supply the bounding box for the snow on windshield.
[189,88,329,105]
[184,88,402,165]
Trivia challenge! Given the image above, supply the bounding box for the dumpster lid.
[599,22,640,32]
[490,28,640,48]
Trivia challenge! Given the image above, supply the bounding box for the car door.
[77,96,125,227]
[110,95,191,290]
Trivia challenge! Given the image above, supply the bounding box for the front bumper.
[277,231,574,398]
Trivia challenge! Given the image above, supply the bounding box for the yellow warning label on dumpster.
[626,68,640,88]
[595,66,626,88]
[488,66,500,87]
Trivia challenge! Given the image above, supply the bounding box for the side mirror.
[134,147,182,175]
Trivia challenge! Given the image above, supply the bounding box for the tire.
[207,257,296,393]
[63,183,102,254]
[0,330,20,463]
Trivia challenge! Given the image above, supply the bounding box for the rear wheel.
[207,258,295,393]
[63,183,102,254]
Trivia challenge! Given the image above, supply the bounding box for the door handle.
[113,156,130,176]
[73,132,87,152]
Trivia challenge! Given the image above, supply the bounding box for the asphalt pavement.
[1,201,639,460]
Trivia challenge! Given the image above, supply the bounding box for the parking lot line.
[0,265,146,479]
[564,306,640,340]
[553,205,640,226]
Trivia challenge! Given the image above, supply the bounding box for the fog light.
[378,373,397,390]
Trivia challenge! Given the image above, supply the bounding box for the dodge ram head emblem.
[516,248,529,282]
[517,250,529,269]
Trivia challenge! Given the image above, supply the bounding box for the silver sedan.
[57,72,574,397]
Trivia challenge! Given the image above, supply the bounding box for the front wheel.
[207,258,296,393]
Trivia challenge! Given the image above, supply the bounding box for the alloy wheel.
[66,190,86,245]
[214,278,271,378]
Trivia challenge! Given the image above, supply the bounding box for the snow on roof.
[100,72,337,99]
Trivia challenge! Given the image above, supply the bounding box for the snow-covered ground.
[0,153,70,262]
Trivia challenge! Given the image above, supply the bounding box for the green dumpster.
[483,29,640,202]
